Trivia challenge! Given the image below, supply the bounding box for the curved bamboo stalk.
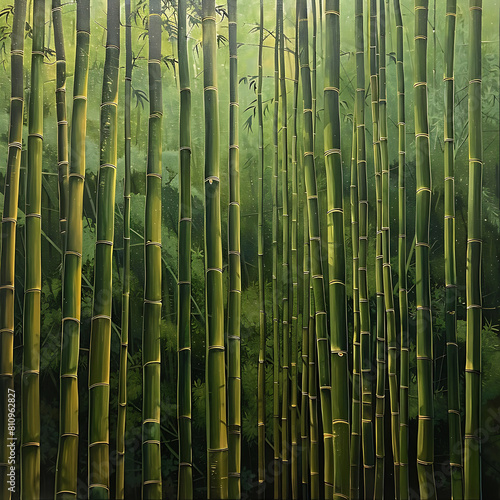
[177,0,193,497]
[324,2,350,498]
[0,0,26,496]
[142,0,162,496]
[393,0,409,497]
[272,7,281,497]
[21,0,44,497]
[465,2,482,498]
[298,0,334,496]
[52,0,68,239]
[116,0,132,497]
[356,0,375,496]
[228,0,241,498]
[379,0,400,492]
[55,0,90,496]
[278,0,290,495]
[443,1,463,498]
[257,0,265,495]
[414,1,436,497]
[88,0,120,495]
[203,1,228,497]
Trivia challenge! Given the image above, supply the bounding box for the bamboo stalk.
[177,0,193,497]
[278,0,290,495]
[465,2,482,499]
[55,0,89,496]
[228,0,241,498]
[116,0,132,497]
[414,1,436,497]
[88,0,120,496]
[142,0,162,496]
[298,0,334,496]
[257,0,266,495]
[379,0,400,493]
[0,0,26,496]
[324,2,350,498]
[52,0,68,239]
[203,2,228,497]
[356,0,375,496]
[443,2,463,498]
[393,0,409,498]
[349,111,361,499]
[272,6,281,496]
[21,0,44,497]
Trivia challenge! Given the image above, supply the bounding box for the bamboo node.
[28,133,43,140]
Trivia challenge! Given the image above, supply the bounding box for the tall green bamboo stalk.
[257,0,265,495]
[443,2,463,498]
[142,0,162,496]
[465,2,482,499]
[278,0,290,495]
[272,8,281,497]
[52,0,68,239]
[228,0,241,498]
[116,0,132,497]
[177,0,193,497]
[88,0,119,496]
[379,0,400,493]
[0,0,26,496]
[324,2,350,498]
[349,111,361,500]
[55,0,89,496]
[203,1,228,497]
[298,0,334,496]
[21,0,44,497]
[414,1,436,497]
[356,0,375,496]
[290,3,300,498]
[369,1,386,495]
[300,172,310,499]
[393,0,409,498]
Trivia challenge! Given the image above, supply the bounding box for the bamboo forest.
[1,0,500,498]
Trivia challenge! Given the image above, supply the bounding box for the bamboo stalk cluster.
[0,0,489,499]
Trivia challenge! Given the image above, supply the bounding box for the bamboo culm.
[177,0,193,497]
[142,0,162,496]
[55,0,90,496]
[228,0,241,498]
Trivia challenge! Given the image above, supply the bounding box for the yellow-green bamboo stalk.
[142,0,162,496]
[464,2,482,499]
[414,1,436,497]
[21,0,44,497]
[272,7,281,497]
[298,0,334,496]
[379,0,400,492]
[0,0,26,496]
[228,0,241,498]
[393,0,409,497]
[52,0,68,239]
[55,0,89,496]
[88,0,119,496]
[443,2,463,498]
[203,1,228,497]
[177,0,193,497]
[116,0,132,497]
[257,0,265,495]
[290,2,299,498]
[349,111,361,499]
[278,0,290,495]
[356,0,375,495]
[324,2,350,498]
